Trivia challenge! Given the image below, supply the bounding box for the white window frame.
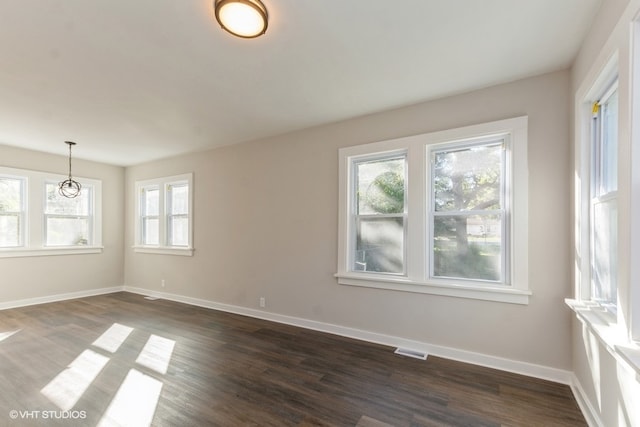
[43,180,95,247]
[0,174,26,248]
[427,137,509,285]
[133,173,194,256]
[0,166,103,258]
[336,116,530,304]
[166,182,190,247]
[631,22,640,343]
[350,151,408,275]
[140,184,160,246]
[589,79,619,314]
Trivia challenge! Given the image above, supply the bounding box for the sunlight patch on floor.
[0,329,20,343]
[97,369,163,427]
[135,334,175,375]
[92,323,134,353]
[41,349,109,411]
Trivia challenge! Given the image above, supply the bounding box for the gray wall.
[125,70,574,371]
[0,144,125,302]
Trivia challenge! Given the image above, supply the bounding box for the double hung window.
[0,176,25,248]
[352,154,407,274]
[134,173,193,255]
[590,80,619,311]
[337,117,529,304]
[44,182,93,246]
[0,166,102,257]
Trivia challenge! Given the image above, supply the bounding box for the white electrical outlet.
[161,279,166,288]
[259,297,265,308]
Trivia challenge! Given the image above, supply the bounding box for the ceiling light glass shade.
[214,0,268,38]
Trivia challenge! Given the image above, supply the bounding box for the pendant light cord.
[68,143,73,180]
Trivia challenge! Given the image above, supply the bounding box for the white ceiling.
[0,0,602,166]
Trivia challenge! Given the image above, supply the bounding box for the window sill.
[335,273,531,304]
[132,246,194,256]
[566,299,640,378]
[0,246,104,258]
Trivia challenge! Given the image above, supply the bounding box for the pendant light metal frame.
[214,0,268,39]
[58,141,82,198]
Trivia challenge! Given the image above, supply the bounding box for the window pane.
[0,178,22,247]
[45,183,90,215]
[143,187,159,216]
[355,217,404,274]
[600,89,618,194]
[46,217,90,246]
[169,184,188,215]
[433,214,502,281]
[0,214,20,247]
[592,199,617,306]
[356,157,405,215]
[0,178,22,212]
[143,218,159,245]
[169,216,188,246]
[434,144,502,212]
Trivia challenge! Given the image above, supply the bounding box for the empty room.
[1,1,639,426]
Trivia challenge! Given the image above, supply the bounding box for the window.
[44,182,93,246]
[352,154,407,274]
[0,166,102,257]
[337,117,529,304]
[430,139,506,282]
[0,176,25,248]
[167,182,189,247]
[140,186,160,246]
[134,173,193,256]
[590,80,619,312]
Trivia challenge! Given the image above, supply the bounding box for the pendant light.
[58,141,82,198]
[214,0,268,38]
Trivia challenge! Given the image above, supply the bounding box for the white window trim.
[336,116,530,304]
[0,174,26,248]
[631,21,640,343]
[0,166,103,258]
[568,46,640,375]
[573,54,620,313]
[133,173,194,256]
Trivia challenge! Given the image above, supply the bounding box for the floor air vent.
[394,348,428,360]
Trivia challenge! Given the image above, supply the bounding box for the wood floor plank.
[0,292,587,426]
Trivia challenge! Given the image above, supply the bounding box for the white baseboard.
[124,286,573,385]
[0,286,125,311]
[570,374,604,427]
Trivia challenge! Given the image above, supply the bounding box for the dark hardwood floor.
[0,292,586,426]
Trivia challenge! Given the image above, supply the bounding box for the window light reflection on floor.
[0,329,20,343]
[97,369,163,427]
[39,321,174,424]
[135,334,176,375]
[41,349,109,411]
[92,323,134,353]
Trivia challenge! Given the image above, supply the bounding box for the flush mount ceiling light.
[214,0,268,39]
[58,141,82,198]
